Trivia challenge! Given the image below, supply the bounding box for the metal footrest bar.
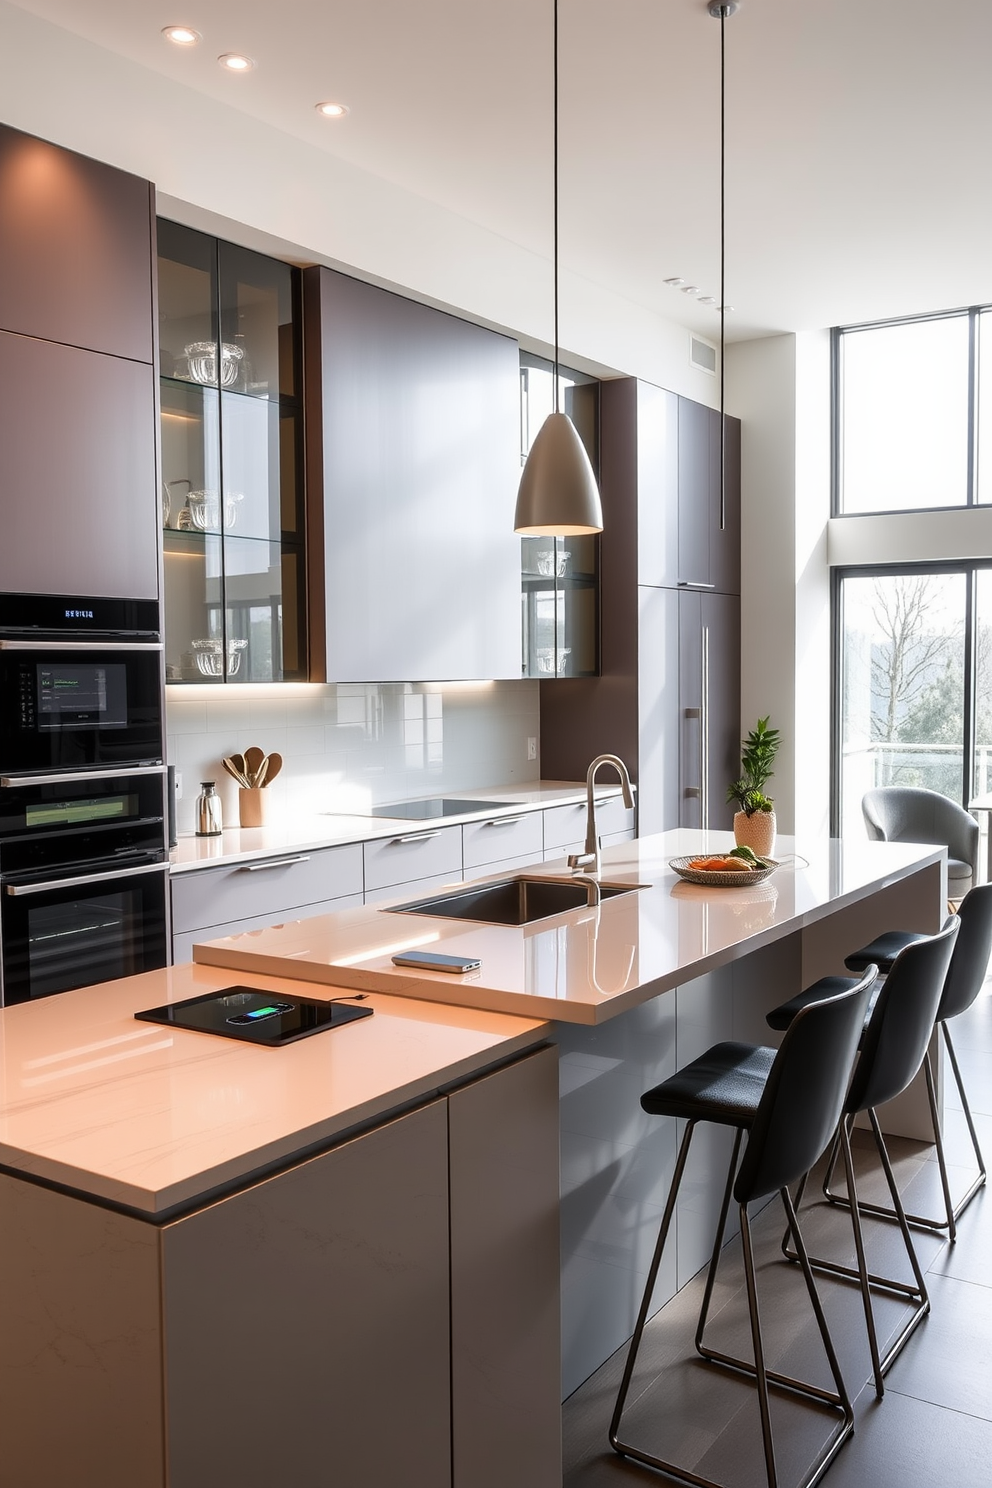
[785,1111,930,1396]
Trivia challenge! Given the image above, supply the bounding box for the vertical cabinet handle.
[701,623,710,827]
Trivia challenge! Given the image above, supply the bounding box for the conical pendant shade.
[514,411,603,535]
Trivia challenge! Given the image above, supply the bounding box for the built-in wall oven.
[0,595,168,1004]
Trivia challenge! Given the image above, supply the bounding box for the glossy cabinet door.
[521,534,598,678]
[679,588,741,830]
[520,358,601,678]
[677,397,741,596]
[307,266,522,682]
[159,221,306,683]
[162,1101,452,1488]
[0,330,158,599]
[0,123,154,363]
[634,382,680,589]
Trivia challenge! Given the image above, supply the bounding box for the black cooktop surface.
[370,798,511,820]
[135,986,373,1047]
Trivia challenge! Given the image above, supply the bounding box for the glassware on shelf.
[182,340,244,388]
[178,490,244,531]
[536,549,571,578]
[191,637,248,677]
[536,646,571,674]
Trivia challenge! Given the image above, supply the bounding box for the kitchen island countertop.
[192,828,946,1025]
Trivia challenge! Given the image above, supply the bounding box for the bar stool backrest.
[733,968,877,1207]
[939,884,992,1023]
[848,917,960,1116]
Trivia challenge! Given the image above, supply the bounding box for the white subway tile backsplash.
[167,680,540,834]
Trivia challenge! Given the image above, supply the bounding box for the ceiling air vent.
[689,334,717,376]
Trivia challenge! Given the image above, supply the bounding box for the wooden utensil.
[223,754,251,788]
[253,756,270,789]
[244,746,266,787]
[261,751,283,784]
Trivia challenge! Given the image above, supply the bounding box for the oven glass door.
[1,862,169,1004]
[0,768,167,875]
[0,644,163,774]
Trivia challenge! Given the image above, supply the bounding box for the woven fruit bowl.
[668,855,776,888]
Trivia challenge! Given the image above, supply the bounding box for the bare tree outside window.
[840,572,966,835]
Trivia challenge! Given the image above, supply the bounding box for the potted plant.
[727,716,780,857]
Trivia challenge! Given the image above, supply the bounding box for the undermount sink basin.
[387,876,641,926]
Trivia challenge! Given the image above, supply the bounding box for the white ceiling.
[9,0,992,341]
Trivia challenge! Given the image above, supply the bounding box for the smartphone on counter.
[392,951,481,974]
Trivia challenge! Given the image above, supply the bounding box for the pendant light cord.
[553,0,560,413]
[719,4,726,530]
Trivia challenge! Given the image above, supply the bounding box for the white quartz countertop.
[0,963,548,1216]
[170,779,624,873]
[193,829,945,1025]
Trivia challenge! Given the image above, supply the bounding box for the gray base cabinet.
[0,1047,560,1488]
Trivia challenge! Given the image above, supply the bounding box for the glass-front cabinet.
[519,353,600,678]
[158,221,307,684]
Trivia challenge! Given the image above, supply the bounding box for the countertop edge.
[169,781,630,873]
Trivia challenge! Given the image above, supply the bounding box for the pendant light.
[709,1,738,531]
[514,0,603,537]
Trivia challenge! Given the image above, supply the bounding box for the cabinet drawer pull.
[677,581,715,590]
[483,816,526,827]
[241,855,312,872]
[389,832,440,845]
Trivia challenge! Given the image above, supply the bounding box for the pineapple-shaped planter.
[733,809,776,859]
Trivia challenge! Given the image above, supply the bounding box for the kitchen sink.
[387,876,641,926]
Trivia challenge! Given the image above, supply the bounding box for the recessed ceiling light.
[663,277,685,287]
[315,101,350,119]
[697,296,716,306]
[681,285,700,295]
[218,52,254,72]
[162,24,200,46]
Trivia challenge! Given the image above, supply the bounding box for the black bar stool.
[767,919,960,1398]
[838,881,991,1240]
[609,968,877,1488]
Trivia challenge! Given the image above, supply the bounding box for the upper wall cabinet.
[677,398,741,596]
[304,267,522,683]
[158,222,307,684]
[520,354,601,679]
[0,124,154,363]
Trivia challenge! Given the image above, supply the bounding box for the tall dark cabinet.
[0,124,158,601]
[540,377,741,834]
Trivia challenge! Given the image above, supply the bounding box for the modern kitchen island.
[0,830,946,1484]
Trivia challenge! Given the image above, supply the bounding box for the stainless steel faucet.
[568,754,635,879]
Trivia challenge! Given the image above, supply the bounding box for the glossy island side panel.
[192,830,947,1025]
[0,962,549,1213]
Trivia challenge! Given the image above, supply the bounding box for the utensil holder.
[239,788,270,828]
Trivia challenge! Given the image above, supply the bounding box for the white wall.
[728,331,832,836]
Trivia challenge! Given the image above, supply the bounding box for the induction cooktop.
[370,798,511,820]
[135,987,374,1047]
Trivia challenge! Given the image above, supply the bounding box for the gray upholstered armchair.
[862,787,980,898]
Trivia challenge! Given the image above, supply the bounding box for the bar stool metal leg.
[822,1025,986,1241]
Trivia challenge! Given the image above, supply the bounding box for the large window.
[834,309,992,514]
[834,565,992,835]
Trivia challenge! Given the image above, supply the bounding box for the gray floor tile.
[883,1272,992,1420]
[825,1390,992,1488]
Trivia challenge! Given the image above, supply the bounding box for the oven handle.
[0,640,163,652]
[0,765,167,788]
[4,861,170,897]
